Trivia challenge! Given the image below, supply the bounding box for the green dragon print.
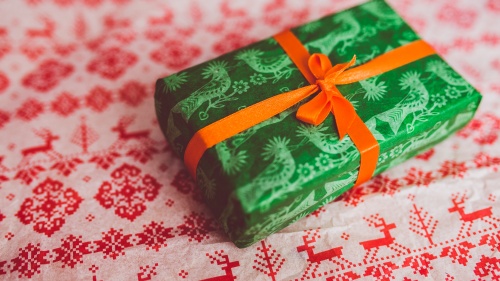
[426,60,475,96]
[365,71,430,139]
[361,0,403,30]
[305,10,361,56]
[166,61,231,152]
[296,123,356,157]
[215,104,301,175]
[235,49,294,83]
[236,137,295,212]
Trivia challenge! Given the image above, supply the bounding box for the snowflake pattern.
[94,164,161,221]
[16,178,83,237]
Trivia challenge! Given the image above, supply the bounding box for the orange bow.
[296,53,357,140]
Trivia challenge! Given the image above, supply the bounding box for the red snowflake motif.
[145,29,166,42]
[479,232,500,252]
[0,34,10,59]
[16,98,44,121]
[89,151,121,170]
[22,59,74,92]
[403,168,435,187]
[488,0,500,13]
[51,92,80,116]
[118,81,147,107]
[473,255,500,280]
[440,241,475,266]
[438,161,467,178]
[11,243,50,278]
[177,212,216,243]
[0,212,5,222]
[213,33,255,54]
[50,157,84,176]
[363,261,399,281]
[16,178,82,236]
[402,253,437,277]
[437,5,477,29]
[87,47,137,80]
[458,114,500,145]
[14,165,46,185]
[94,163,161,221]
[94,228,133,260]
[338,184,367,207]
[85,86,113,112]
[53,234,92,268]
[0,110,10,129]
[474,152,500,171]
[0,72,9,93]
[150,39,201,70]
[365,174,402,196]
[126,146,158,164]
[135,221,175,251]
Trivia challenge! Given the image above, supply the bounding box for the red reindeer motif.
[359,215,410,263]
[295,230,351,280]
[297,233,343,263]
[201,252,240,281]
[111,116,151,148]
[19,129,60,165]
[448,193,499,238]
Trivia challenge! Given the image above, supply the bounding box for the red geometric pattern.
[0,0,499,280]
[15,177,83,237]
[177,212,217,243]
[21,59,73,92]
[94,163,161,221]
[87,47,137,80]
[53,235,92,268]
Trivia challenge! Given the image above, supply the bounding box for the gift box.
[154,0,481,248]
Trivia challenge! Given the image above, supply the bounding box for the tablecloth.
[0,0,499,280]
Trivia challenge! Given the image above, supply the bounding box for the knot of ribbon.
[296,53,357,140]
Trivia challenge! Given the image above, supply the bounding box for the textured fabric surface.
[0,0,499,280]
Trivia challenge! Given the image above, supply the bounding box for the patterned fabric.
[154,0,481,248]
[0,0,499,280]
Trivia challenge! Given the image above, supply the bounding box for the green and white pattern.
[154,0,482,248]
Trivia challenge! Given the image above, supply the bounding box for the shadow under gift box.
[154,0,481,248]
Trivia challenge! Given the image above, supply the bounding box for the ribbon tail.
[296,91,330,125]
[347,115,380,185]
[331,95,357,140]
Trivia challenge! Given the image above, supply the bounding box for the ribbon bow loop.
[296,54,357,139]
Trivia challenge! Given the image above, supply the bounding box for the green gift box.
[154,0,481,248]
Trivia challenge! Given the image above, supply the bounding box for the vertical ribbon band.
[183,30,436,185]
[274,30,381,185]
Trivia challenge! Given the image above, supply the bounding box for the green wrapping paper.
[154,0,481,247]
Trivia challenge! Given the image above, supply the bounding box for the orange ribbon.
[183,30,436,186]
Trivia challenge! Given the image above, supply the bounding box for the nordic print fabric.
[0,0,499,280]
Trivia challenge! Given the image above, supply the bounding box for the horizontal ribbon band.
[183,31,436,185]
